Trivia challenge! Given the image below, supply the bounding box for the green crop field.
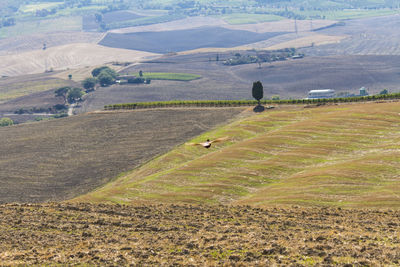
[219,13,285,24]
[130,72,201,81]
[77,101,400,208]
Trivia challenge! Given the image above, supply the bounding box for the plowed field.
[1,203,399,266]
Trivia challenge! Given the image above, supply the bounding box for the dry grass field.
[0,108,243,203]
[0,31,103,56]
[77,101,400,209]
[0,43,158,77]
[1,203,399,265]
[0,75,70,103]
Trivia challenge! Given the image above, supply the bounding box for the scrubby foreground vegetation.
[0,203,399,266]
[79,101,400,208]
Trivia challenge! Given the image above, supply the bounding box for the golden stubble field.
[0,43,158,77]
[77,101,400,209]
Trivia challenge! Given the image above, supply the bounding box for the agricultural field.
[0,31,103,56]
[19,2,62,13]
[0,43,158,77]
[0,75,71,103]
[77,101,400,209]
[99,27,287,53]
[127,72,201,81]
[77,54,400,113]
[219,13,285,24]
[0,108,243,203]
[301,14,400,56]
[1,203,399,265]
[296,8,400,20]
[0,16,82,39]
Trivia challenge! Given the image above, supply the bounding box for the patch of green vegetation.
[130,72,201,81]
[219,13,284,24]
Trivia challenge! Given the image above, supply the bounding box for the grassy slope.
[0,78,70,102]
[76,101,400,208]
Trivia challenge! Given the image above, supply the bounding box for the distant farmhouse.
[307,89,335,99]
[306,87,368,99]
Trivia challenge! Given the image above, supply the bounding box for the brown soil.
[0,203,399,266]
[0,108,243,203]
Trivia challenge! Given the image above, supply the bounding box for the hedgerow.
[104,93,400,110]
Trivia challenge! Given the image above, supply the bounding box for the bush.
[127,77,145,84]
[0,117,14,127]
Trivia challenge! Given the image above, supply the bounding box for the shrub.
[0,117,14,127]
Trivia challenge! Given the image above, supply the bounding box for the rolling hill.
[0,43,158,77]
[75,101,400,208]
[0,108,243,203]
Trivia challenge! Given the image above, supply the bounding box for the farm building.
[307,89,335,99]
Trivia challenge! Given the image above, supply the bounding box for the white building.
[307,89,335,99]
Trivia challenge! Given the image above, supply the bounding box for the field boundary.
[104,93,400,110]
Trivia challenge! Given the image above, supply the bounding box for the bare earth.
[0,203,399,266]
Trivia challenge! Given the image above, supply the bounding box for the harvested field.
[0,203,399,265]
[0,73,76,103]
[0,16,82,39]
[0,43,158,77]
[0,108,244,203]
[102,10,145,24]
[99,27,287,53]
[78,102,400,209]
[0,32,103,56]
[302,15,400,56]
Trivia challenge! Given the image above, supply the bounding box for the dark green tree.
[82,77,97,91]
[67,88,84,103]
[380,89,388,95]
[252,81,263,105]
[92,66,115,77]
[55,86,71,104]
[98,71,115,86]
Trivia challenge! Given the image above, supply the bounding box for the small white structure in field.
[307,89,335,99]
